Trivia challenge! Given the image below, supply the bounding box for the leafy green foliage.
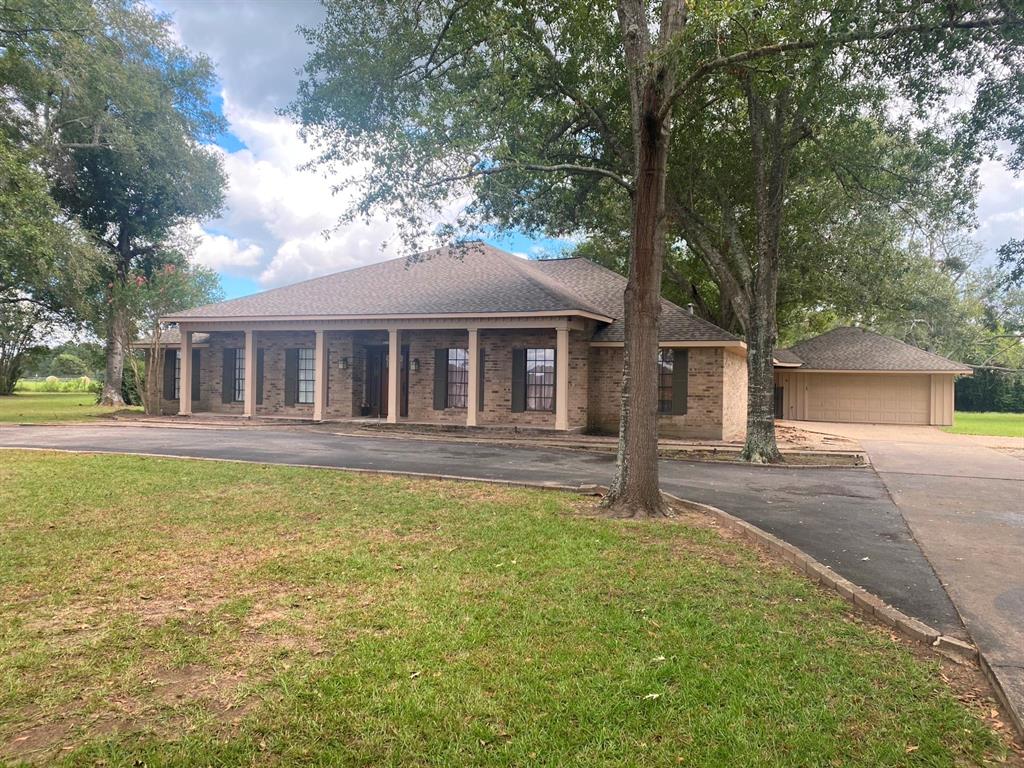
[118,258,221,414]
[21,341,106,379]
[15,376,99,393]
[51,353,89,377]
[0,137,100,316]
[1,0,227,402]
[292,0,1020,472]
[956,374,1024,414]
[0,302,49,395]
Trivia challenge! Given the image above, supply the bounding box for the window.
[173,350,181,400]
[297,348,315,404]
[447,348,468,408]
[233,348,245,402]
[658,349,674,414]
[526,348,555,411]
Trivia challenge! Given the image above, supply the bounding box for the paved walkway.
[804,422,1024,729]
[0,423,961,636]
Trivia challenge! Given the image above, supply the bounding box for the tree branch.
[420,160,634,191]
[660,14,1022,119]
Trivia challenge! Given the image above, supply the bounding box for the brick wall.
[587,346,731,440]
[196,328,587,428]
[404,328,588,428]
[204,331,245,415]
[325,332,357,419]
[721,349,748,441]
[202,330,320,417]
[191,329,741,436]
[149,346,212,415]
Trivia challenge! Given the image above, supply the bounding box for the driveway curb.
[2,419,870,468]
[663,491,1023,741]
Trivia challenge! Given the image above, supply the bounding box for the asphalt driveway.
[0,423,961,637]
[803,422,1024,728]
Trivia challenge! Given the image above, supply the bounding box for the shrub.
[15,377,102,394]
[956,370,1024,414]
[121,365,143,406]
[51,353,89,377]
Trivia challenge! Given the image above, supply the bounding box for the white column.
[555,326,569,431]
[243,329,257,418]
[177,327,192,416]
[313,329,327,422]
[387,327,400,424]
[466,327,479,427]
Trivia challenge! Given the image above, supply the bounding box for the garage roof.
[777,327,972,373]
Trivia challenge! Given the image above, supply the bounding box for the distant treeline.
[956,370,1024,414]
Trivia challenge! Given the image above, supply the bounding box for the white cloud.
[188,93,430,288]
[155,1,419,290]
[191,229,264,271]
[973,155,1024,261]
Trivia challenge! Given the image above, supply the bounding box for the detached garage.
[773,327,972,426]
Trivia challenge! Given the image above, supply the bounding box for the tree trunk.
[100,225,131,407]
[604,93,671,517]
[0,355,20,395]
[741,303,782,463]
[101,302,127,406]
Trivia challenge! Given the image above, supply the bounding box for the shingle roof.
[530,258,739,343]
[780,327,972,373]
[164,244,740,344]
[166,243,609,320]
[135,329,209,347]
[772,348,804,366]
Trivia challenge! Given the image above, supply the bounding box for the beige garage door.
[804,374,931,424]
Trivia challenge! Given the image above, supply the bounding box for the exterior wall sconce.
[411,358,420,373]
[340,357,349,371]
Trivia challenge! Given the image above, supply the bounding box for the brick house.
[154,243,748,440]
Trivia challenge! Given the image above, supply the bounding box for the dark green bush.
[955,370,1024,413]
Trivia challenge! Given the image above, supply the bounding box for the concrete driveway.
[800,422,1024,726]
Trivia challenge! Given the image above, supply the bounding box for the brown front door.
[364,345,409,418]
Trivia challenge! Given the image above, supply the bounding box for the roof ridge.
[787,325,970,372]
[537,257,741,341]
[181,243,488,317]
[496,249,610,317]
[181,248,422,316]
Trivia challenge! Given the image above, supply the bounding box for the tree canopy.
[293,0,1021,507]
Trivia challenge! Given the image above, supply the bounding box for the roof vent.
[686,303,695,315]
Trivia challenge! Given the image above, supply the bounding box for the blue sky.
[158,0,1022,302]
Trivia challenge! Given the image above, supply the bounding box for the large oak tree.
[292,0,1018,514]
[2,0,226,405]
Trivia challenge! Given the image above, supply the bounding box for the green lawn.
[0,392,138,423]
[945,411,1024,437]
[0,452,1011,766]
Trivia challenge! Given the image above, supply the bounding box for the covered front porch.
[170,317,589,431]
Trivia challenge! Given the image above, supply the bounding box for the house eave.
[777,367,972,375]
[161,309,615,326]
[590,339,746,349]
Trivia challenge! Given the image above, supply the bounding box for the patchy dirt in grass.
[3,721,72,762]
[2,598,324,763]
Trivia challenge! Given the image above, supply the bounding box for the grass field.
[0,452,1013,766]
[945,411,1024,437]
[0,392,138,423]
